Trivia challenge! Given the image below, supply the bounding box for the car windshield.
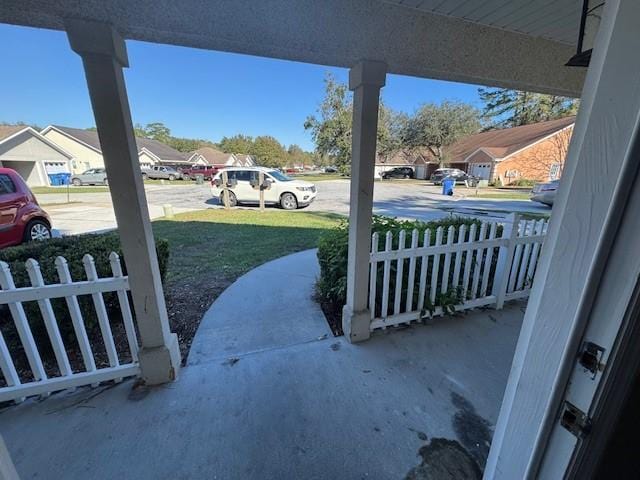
[268,170,293,182]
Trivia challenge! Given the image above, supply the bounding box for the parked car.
[323,166,338,173]
[0,168,52,249]
[71,168,108,186]
[211,167,316,210]
[430,168,479,186]
[530,179,559,206]
[181,165,219,181]
[381,167,415,179]
[141,165,182,181]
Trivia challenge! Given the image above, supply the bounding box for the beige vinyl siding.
[42,129,104,174]
[138,151,159,169]
[0,132,72,186]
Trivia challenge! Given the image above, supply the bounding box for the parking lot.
[38,180,550,235]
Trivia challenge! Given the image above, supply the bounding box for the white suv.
[211,167,317,210]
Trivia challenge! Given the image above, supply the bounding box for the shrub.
[0,233,169,361]
[508,178,536,187]
[317,215,500,325]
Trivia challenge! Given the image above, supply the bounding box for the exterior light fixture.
[566,1,605,67]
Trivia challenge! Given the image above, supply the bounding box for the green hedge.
[508,178,537,187]
[0,233,169,357]
[317,215,500,320]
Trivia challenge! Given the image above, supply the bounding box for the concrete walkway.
[188,250,332,364]
[0,250,525,479]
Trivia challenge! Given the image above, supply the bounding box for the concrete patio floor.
[0,250,525,479]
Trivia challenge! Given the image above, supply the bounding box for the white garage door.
[45,161,70,173]
[469,163,492,180]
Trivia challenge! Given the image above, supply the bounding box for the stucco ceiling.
[382,0,582,45]
[0,0,586,96]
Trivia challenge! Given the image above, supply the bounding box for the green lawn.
[152,209,342,356]
[153,209,342,283]
[289,173,344,182]
[32,186,110,194]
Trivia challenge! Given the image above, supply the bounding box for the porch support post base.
[138,333,181,385]
[342,306,371,343]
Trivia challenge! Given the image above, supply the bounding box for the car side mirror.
[262,179,273,190]
[213,178,222,187]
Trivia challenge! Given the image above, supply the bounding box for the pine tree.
[478,88,578,129]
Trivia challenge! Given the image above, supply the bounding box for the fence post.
[493,212,519,309]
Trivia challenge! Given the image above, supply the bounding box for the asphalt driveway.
[38,180,550,235]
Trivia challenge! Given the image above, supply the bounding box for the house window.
[549,163,561,180]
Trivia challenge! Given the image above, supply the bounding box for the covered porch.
[2,0,640,478]
[1,250,524,479]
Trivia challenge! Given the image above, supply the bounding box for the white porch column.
[486,0,640,478]
[342,60,386,343]
[65,20,180,384]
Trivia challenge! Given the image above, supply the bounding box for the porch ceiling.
[0,0,585,96]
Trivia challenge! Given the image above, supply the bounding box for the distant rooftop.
[46,125,188,162]
[446,116,575,162]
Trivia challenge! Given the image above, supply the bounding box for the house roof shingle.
[445,116,575,162]
[50,125,188,162]
[192,146,233,165]
[0,125,28,142]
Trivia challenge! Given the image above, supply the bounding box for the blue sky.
[0,23,483,151]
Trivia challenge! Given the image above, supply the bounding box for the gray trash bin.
[195,174,204,185]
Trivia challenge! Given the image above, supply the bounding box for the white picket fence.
[0,252,139,402]
[369,214,549,330]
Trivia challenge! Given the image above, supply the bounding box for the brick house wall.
[465,126,573,185]
[495,127,572,184]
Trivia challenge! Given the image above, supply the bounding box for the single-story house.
[446,116,575,185]
[0,125,72,186]
[375,150,441,179]
[187,146,256,168]
[41,125,190,173]
[234,154,256,166]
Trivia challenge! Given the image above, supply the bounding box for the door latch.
[578,341,605,379]
[560,401,592,438]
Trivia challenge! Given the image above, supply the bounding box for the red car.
[0,168,52,249]
[181,165,219,180]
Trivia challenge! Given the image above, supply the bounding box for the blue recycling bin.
[442,177,455,196]
[59,173,71,185]
[47,173,72,186]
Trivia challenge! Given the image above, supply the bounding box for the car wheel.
[183,174,191,181]
[24,219,51,242]
[220,191,237,207]
[280,192,298,210]
[168,174,176,181]
[404,174,409,179]
[72,178,82,186]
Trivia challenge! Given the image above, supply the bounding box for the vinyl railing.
[0,252,139,402]
[369,214,549,330]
